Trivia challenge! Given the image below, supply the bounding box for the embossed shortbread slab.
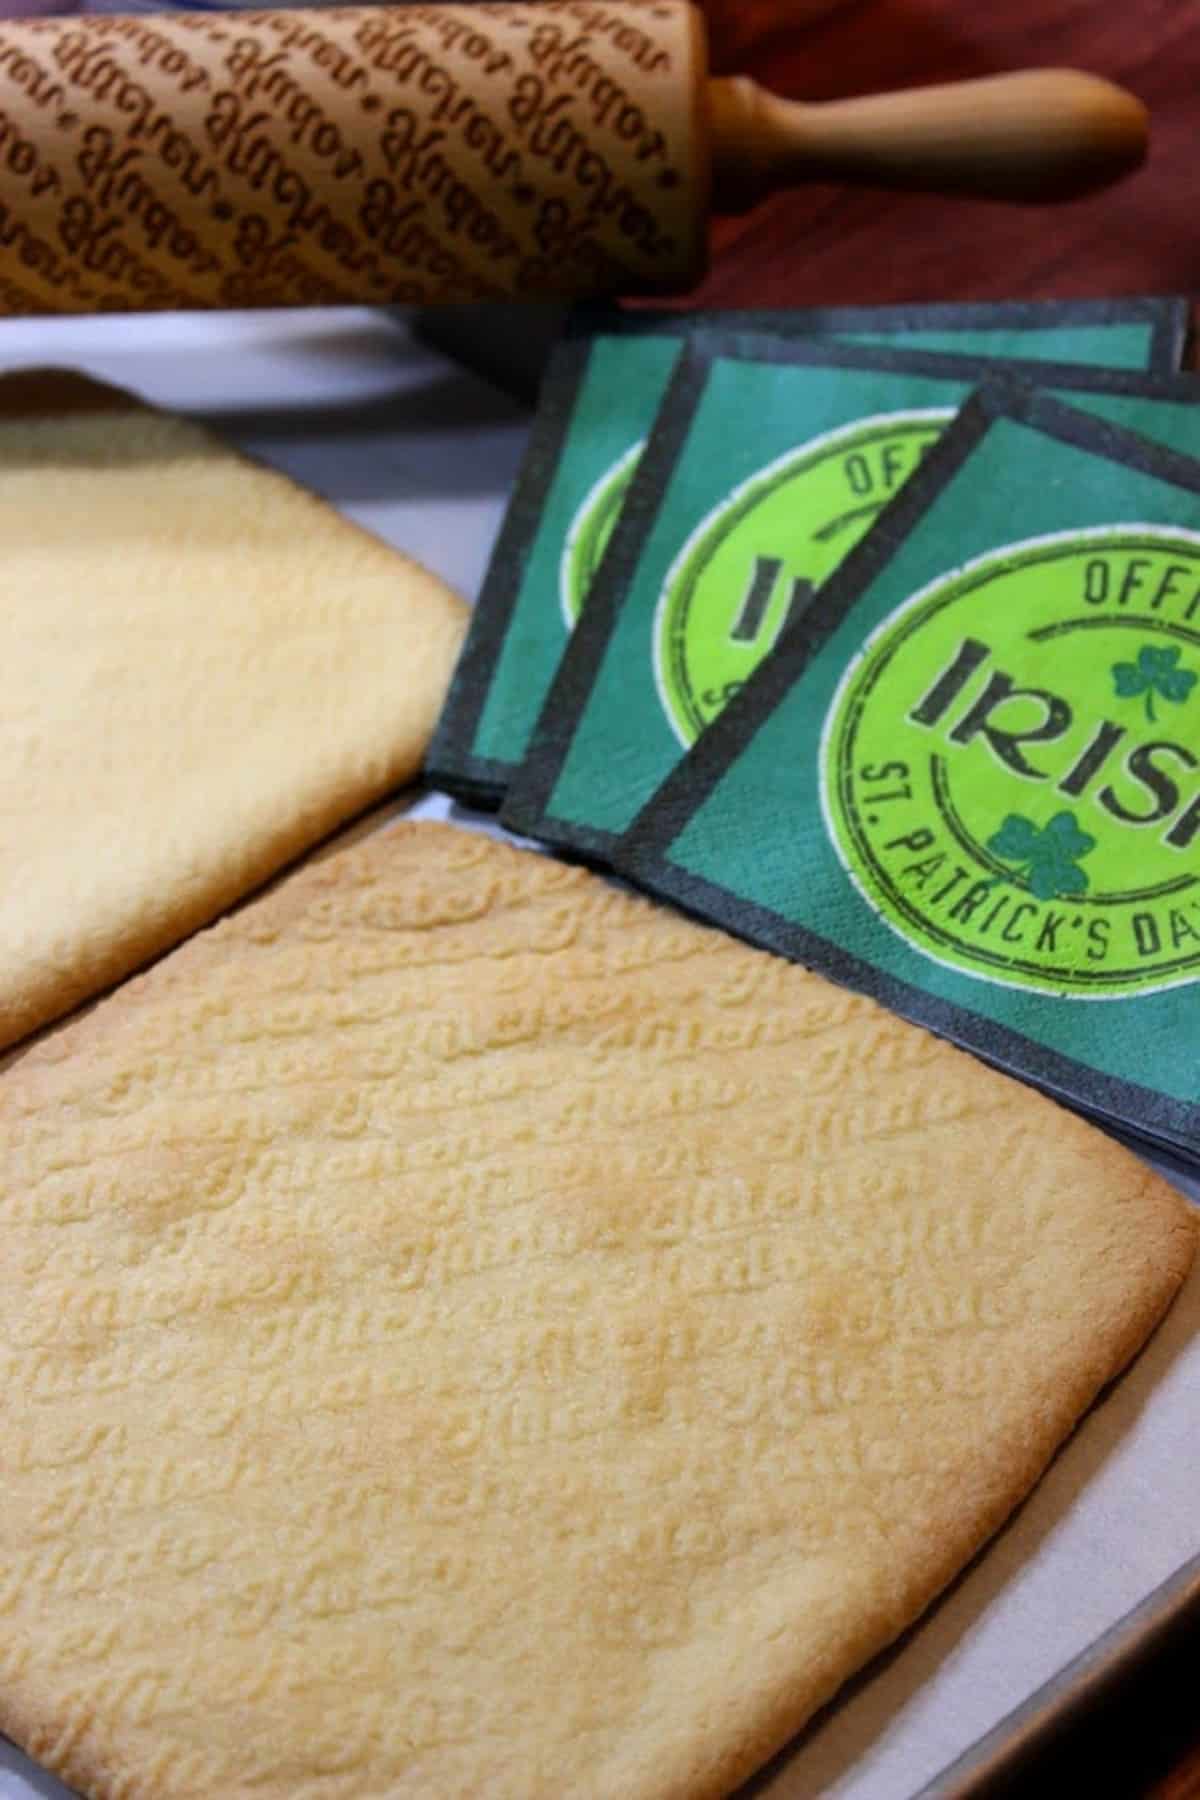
[0,368,466,1052]
[0,822,1192,1800]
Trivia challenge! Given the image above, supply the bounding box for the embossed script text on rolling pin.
[0,2,703,313]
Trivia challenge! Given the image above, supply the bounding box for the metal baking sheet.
[916,1548,1200,1797]
[0,307,1196,1800]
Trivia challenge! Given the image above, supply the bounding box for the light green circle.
[821,527,1200,997]
[560,442,643,629]
[655,412,950,747]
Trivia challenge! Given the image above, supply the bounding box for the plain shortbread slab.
[0,822,1192,1800]
[0,369,466,1052]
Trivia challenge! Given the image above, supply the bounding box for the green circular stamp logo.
[560,441,644,629]
[654,411,951,746]
[821,527,1200,997]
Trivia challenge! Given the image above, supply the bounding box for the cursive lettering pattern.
[0,1,703,313]
[1,819,1186,1797]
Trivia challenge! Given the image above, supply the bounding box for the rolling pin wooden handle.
[709,68,1149,212]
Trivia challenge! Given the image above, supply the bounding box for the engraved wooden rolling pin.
[0,1,1147,314]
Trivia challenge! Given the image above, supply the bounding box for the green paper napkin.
[503,341,1200,862]
[428,297,1187,807]
[619,381,1200,1161]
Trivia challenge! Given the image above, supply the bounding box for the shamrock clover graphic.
[986,811,1096,901]
[1111,644,1196,723]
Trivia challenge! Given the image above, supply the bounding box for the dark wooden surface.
[690,2,1200,1795]
[697,0,1199,325]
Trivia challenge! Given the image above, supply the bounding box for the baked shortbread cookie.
[0,370,466,1051]
[0,823,1192,1800]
